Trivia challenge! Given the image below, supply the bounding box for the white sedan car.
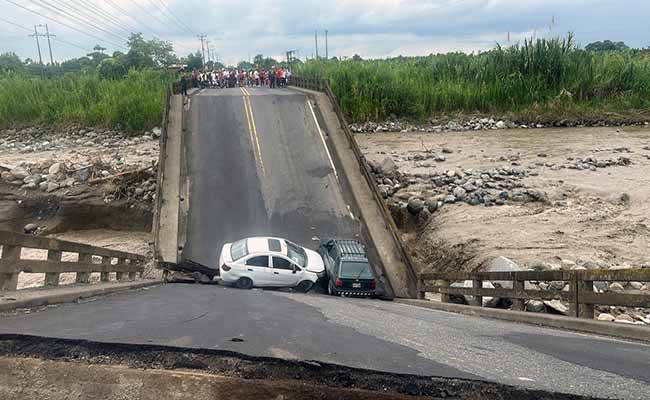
[218,237,325,292]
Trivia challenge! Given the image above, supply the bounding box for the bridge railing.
[289,76,420,298]
[0,230,146,292]
[418,269,650,319]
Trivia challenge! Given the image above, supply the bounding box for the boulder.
[526,300,545,313]
[46,182,59,193]
[495,120,506,129]
[77,168,90,183]
[452,187,466,201]
[23,223,38,234]
[543,299,569,315]
[378,157,398,176]
[628,281,643,290]
[48,162,63,175]
[485,256,522,290]
[614,314,635,324]
[608,282,625,293]
[444,195,456,204]
[597,313,616,322]
[425,198,439,213]
[10,166,28,180]
[152,127,162,137]
[407,198,424,214]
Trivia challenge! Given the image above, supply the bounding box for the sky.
[0,0,648,64]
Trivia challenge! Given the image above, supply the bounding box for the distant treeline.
[295,35,650,122]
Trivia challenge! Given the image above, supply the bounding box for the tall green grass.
[296,35,650,122]
[0,69,169,132]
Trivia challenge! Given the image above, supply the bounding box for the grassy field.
[296,36,650,123]
[0,69,169,132]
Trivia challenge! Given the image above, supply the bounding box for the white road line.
[307,100,339,182]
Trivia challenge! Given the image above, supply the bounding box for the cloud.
[0,0,648,63]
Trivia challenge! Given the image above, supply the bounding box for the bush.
[0,69,170,132]
[296,35,650,122]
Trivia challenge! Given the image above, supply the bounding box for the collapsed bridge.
[155,81,418,298]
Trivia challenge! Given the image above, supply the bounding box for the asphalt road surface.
[1,284,648,399]
[182,87,359,269]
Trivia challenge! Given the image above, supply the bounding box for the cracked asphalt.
[1,284,648,399]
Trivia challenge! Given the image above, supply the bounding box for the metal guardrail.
[289,76,419,298]
[418,270,650,319]
[0,231,145,291]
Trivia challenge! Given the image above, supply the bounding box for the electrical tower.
[197,34,207,68]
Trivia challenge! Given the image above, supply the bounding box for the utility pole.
[205,39,211,64]
[44,24,54,66]
[325,30,328,60]
[315,30,319,59]
[29,25,43,65]
[197,34,207,68]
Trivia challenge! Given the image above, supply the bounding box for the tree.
[123,33,176,69]
[183,52,203,70]
[585,40,629,52]
[98,57,128,79]
[237,60,254,70]
[0,52,23,72]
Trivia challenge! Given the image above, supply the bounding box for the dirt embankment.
[0,126,162,288]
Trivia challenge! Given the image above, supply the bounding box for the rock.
[608,282,625,293]
[407,198,425,214]
[495,120,506,129]
[452,187,466,201]
[0,171,13,181]
[526,300,545,313]
[486,256,522,290]
[378,184,391,198]
[560,259,576,270]
[597,313,616,322]
[46,182,59,193]
[548,281,567,291]
[462,183,477,193]
[23,223,38,234]
[614,314,635,324]
[378,157,398,176]
[425,198,439,213]
[641,284,649,292]
[101,170,110,178]
[481,280,499,308]
[444,195,456,203]
[629,281,643,290]
[48,162,63,175]
[39,182,48,191]
[152,127,162,137]
[543,299,569,315]
[77,168,90,182]
[442,147,453,154]
[10,166,28,180]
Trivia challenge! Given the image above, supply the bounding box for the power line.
[103,0,163,39]
[154,0,194,35]
[128,0,172,35]
[27,0,127,44]
[5,0,125,49]
[144,0,192,36]
[0,17,97,55]
[51,0,133,37]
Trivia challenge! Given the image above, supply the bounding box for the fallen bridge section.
[293,84,418,298]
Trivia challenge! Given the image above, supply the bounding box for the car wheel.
[296,280,314,293]
[327,281,337,296]
[236,277,254,290]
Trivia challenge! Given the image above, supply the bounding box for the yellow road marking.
[241,89,266,177]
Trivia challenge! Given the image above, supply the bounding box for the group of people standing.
[180,67,292,95]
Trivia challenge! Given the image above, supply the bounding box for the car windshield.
[339,261,373,279]
[230,239,248,261]
[286,241,307,267]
